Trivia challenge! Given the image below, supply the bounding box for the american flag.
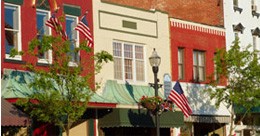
[75,15,93,47]
[168,81,192,118]
[45,13,68,40]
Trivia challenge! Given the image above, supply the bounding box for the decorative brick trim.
[170,18,225,36]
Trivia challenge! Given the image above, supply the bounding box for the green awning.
[99,108,184,128]
[101,80,164,105]
[1,69,35,98]
[235,105,260,114]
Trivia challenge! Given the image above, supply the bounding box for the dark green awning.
[235,105,260,114]
[99,109,184,128]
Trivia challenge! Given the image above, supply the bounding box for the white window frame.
[113,41,145,82]
[193,50,206,82]
[65,15,79,67]
[178,48,185,80]
[36,9,52,64]
[4,3,21,60]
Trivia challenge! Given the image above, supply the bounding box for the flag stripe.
[168,92,190,117]
[75,25,92,41]
[168,81,192,118]
[75,15,93,47]
[45,13,68,40]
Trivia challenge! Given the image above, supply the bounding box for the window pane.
[178,65,183,80]
[114,57,122,79]
[234,32,239,39]
[5,5,18,30]
[37,11,49,37]
[198,52,205,66]
[66,16,78,62]
[135,46,143,59]
[193,66,198,80]
[37,10,50,59]
[136,60,144,81]
[124,44,133,58]
[113,42,122,57]
[233,0,238,6]
[178,48,184,79]
[5,4,19,54]
[124,59,133,79]
[193,51,205,81]
[193,52,197,65]
[199,67,205,81]
[253,36,256,50]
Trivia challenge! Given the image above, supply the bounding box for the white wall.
[224,0,260,50]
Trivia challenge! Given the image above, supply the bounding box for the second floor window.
[66,15,79,65]
[4,3,21,60]
[113,41,145,81]
[193,50,205,82]
[178,48,184,80]
[37,9,52,63]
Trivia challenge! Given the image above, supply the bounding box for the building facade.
[93,1,184,135]
[170,18,229,136]
[2,0,95,135]
[95,0,231,136]
[223,0,260,135]
[224,0,260,51]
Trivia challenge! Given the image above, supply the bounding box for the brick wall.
[102,0,224,26]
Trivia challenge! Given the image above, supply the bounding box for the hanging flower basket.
[139,96,163,111]
[139,95,173,115]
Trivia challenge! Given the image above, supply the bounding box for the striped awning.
[184,115,231,123]
[1,98,30,126]
[99,108,184,128]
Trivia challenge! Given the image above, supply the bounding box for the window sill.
[192,79,205,83]
[4,58,26,64]
[233,6,243,13]
[36,62,51,67]
[68,61,79,67]
[37,59,52,66]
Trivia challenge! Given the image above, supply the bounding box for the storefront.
[179,82,231,136]
[98,108,184,136]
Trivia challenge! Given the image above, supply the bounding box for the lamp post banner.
[163,74,172,98]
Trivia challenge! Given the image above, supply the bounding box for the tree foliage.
[12,35,112,136]
[206,38,260,135]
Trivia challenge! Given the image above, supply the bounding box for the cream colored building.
[93,0,171,89]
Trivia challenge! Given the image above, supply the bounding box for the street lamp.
[149,48,161,136]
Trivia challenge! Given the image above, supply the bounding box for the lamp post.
[149,48,161,136]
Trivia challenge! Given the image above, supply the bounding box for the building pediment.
[233,23,245,33]
[251,27,260,37]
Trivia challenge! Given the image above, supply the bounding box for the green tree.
[11,34,112,136]
[206,39,260,136]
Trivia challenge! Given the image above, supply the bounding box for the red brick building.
[103,0,224,26]
[170,19,226,84]
[1,0,94,135]
[1,0,93,72]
